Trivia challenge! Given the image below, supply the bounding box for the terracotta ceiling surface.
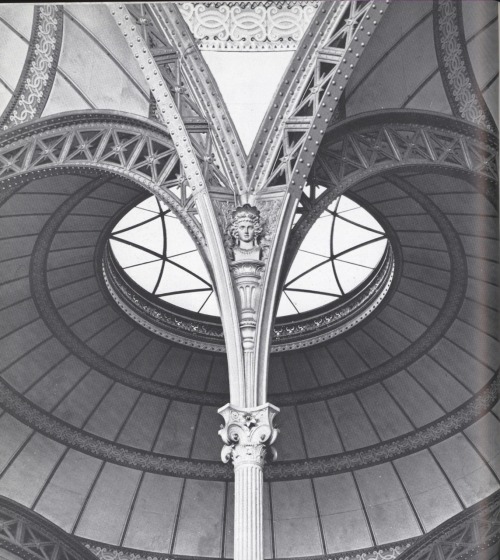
[0,1,498,560]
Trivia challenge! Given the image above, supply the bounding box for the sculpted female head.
[230,204,263,246]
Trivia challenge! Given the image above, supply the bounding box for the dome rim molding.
[100,191,396,353]
[0,368,496,482]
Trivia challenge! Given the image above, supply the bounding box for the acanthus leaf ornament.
[218,403,279,468]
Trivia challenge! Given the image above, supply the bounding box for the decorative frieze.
[178,1,320,51]
[1,6,63,129]
[83,538,415,560]
[434,0,497,132]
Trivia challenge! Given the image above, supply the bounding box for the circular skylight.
[109,197,219,315]
[109,194,388,318]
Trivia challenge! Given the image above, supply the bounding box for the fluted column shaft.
[234,462,264,560]
[219,403,279,560]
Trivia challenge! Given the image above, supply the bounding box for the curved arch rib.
[250,1,391,406]
[126,2,247,195]
[109,4,247,406]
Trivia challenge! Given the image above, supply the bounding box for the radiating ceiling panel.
[0,18,30,115]
[314,473,373,553]
[49,11,149,117]
[73,462,142,543]
[431,434,500,507]
[355,463,422,544]
[34,449,103,533]
[271,479,324,557]
[0,433,66,508]
[394,450,463,531]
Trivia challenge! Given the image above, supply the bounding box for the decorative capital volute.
[218,403,279,468]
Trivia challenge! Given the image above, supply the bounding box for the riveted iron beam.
[288,110,499,266]
[250,1,391,406]
[127,2,247,195]
[109,4,247,406]
[249,1,388,197]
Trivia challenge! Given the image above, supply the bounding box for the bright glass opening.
[277,194,388,316]
[109,196,219,315]
[109,194,387,318]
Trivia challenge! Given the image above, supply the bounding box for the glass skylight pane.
[286,291,337,312]
[161,291,212,312]
[169,252,211,281]
[338,207,385,232]
[125,260,163,292]
[333,218,383,256]
[276,294,299,317]
[164,214,198,256]
[299,214,333,257]
[287,251,329,283]
[155,261,209,295]
[113,217,164,255]
[137,197,161,213]
[110,240,155,267]
[334,260,374,292]
[340,239,387,268]
[199,292,220,315]
[336,196,360,213]
[287,260,341,296]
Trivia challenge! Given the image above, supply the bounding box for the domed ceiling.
[0,2,498,560]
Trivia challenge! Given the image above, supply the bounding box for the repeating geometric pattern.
[434,0,497,133]
[0,113,204,245]
[397,490,500,560]
[249,1,381,194]
[0,6,63,130]
[289,111,499,259]
[83,538,414,560]
[126,3,246,194]
[0,497,94,560]
[179,1,320,51]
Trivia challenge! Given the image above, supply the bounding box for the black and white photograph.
[0,1,498,559]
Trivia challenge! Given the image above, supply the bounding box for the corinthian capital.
[218,403,279,468]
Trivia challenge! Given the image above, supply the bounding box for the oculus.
[109,192,388,319]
